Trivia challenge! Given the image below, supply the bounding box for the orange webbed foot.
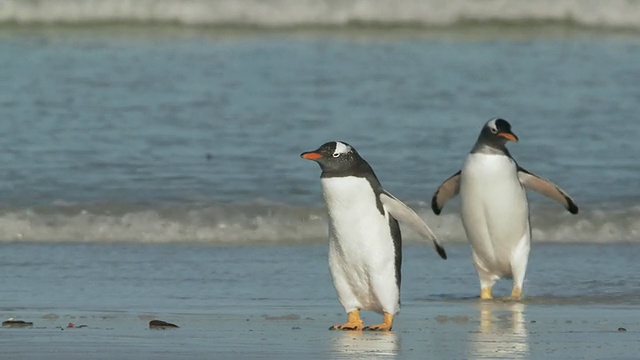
[363,312,393,331]
[329,309,363,331]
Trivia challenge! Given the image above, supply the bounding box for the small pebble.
[618,327,627,332]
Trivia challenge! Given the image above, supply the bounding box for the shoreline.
[2,296,637,359]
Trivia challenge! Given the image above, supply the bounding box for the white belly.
[460,153,530,277]
[321,176,399,313]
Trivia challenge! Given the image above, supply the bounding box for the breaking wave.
[0,202,637,244]
[0,0,640,29]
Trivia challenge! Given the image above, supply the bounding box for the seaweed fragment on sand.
[2,319,34,328]
[149,319,179,329]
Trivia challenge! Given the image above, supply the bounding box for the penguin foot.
[329,323,363,331]
[363,312,393,331]
[505,287,523,300]
[480,287,493,300]
[329,310,363,331]
[363,324,392,331]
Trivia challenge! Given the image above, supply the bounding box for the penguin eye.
[490,127,498,134]
[332,152,340,158]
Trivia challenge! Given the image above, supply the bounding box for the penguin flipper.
[379,191,447,259]
[431,170,461,215]
[517,167,579,214]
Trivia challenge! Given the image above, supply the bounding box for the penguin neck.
[321,163,384,193]
[470,139,511,157]
[320,161,377,180]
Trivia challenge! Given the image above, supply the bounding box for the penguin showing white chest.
[431,118,578,299]
[302,141,446,331]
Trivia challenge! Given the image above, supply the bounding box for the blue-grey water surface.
[0,25,638,243]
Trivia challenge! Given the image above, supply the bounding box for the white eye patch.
[333,141,351,157]
[486,118,498,133]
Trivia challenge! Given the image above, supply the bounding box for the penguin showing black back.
[432,118,578,300]
[302,141,446,331]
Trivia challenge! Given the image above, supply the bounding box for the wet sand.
[1,243,639,359]
[2,298,637,360]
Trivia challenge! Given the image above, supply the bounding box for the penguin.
[431,118,578,300]
[301,141,446,331]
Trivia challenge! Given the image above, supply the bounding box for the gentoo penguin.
[431,118,578,300]
[301,141,446,331]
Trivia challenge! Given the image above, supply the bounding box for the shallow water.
[2,243,640,312]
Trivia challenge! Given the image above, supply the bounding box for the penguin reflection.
[331,331,399,358]
[473,302,529,359]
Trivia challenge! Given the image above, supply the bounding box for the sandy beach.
[2,297,637,359]
[1,243,638,359]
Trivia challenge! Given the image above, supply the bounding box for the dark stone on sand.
[618,327,627,332]
[149,319,179,329]
[2,320,34,328]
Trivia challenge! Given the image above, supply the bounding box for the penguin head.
[300,141,364,174]
[478,118,519,148]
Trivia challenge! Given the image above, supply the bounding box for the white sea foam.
[0,202,636,244]
[0,0,639,29]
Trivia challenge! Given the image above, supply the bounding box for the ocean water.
[0,2,639,246]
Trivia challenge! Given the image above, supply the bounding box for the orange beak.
[498,132,519,142]
[301,152,323,160]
